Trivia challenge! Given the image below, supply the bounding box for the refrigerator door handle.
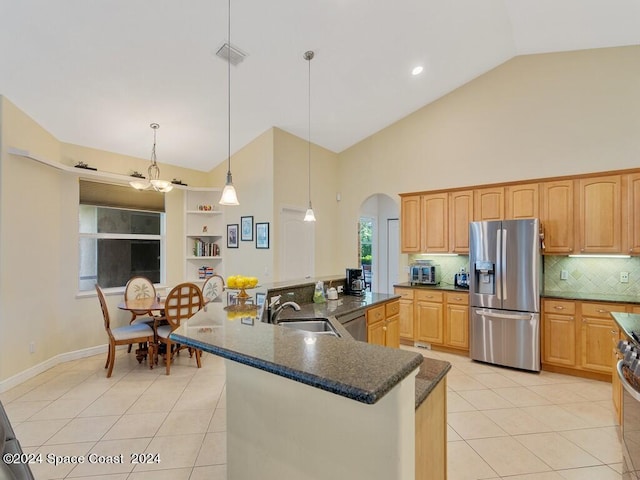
[496,229,502,301]
[474,309,533,321]
[502,228,507,301]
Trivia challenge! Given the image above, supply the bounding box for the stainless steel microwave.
[410,262,441,285]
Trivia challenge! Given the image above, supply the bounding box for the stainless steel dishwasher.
[338,310,367,342]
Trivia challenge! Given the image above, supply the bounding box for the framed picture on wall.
[256,222,270,249]
[227,224,239,248]
[241,216,253,241]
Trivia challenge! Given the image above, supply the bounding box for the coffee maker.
[345,268,365,296]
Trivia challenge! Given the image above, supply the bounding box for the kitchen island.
[171,286,450,480]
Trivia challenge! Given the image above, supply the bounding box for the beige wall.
[0,96,219,383]
[335,45,640,270]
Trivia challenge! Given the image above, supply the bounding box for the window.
[78,180,166,291]
[79,206,165,291]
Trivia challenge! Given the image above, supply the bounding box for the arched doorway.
[359,194,399,294]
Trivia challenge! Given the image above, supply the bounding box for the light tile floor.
[0,346,624,479]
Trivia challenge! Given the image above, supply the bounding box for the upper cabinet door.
[505,183,539,220]
[578,175,622,253]
[449,190,473,254]
[540,180,575,254]
[401,195,421,253]
[474,187,504,221]
[628,173,640,255]
[422,193,448,253]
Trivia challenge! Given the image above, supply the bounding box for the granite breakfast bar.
[170,282,450,480]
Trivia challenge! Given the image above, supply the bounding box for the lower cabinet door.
[385,315,400,348]
[416,302,443,344]
[581,317,615,374]
[446,305,468,349]
[367,321,385,346]
[543,313,576,367]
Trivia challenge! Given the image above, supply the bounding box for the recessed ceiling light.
[411,66,423,76]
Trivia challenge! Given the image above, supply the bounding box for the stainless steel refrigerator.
[469,218,542,372]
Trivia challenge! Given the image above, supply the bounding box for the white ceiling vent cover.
[216,43,248,66]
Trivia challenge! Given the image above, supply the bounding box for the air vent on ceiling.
[216,43,247,66]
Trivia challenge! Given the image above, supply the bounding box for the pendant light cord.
[307,51,313,206]
[227,0,231,179]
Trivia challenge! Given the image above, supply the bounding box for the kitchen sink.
[278,318,339,336]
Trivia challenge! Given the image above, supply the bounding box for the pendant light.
[219,0,239,206]
[303,50,316,222]
[129,123,173,193]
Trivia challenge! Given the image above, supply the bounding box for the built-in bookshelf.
[185,188,223,283]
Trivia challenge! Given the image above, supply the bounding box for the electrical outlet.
[560,270,568,280]
[29,342,35,353]
[337,285,344,293]
[620,272,629,283]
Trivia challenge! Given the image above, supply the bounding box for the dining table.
[117,297,164,312]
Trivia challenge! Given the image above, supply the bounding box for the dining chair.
[124,275,158,324]
[95,284,155,378]
[155,282,203,375]
[202,274,225,304]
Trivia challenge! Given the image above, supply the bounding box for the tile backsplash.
[408,255,469,287]
[409,254,640,297]
[544,256,640,296]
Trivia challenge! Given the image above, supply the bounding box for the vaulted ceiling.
[1,0,638,172]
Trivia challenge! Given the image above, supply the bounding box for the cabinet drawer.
[543,300,575,315]
[445,292,468,305]
[581,302,616,319]
[394,288,414,300]
[367,305,385,324]
[386,300,400,317]
[415,290,443,303]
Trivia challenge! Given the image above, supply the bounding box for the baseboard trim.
[0,344,107,393]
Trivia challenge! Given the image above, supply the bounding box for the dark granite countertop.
[394,282,469,293]
[394,282,640,305]
[611,312,640,344]
[542,291,640,305]
[414,357,451,409]
[170,298,434,405]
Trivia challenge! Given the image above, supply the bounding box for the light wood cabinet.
[580,302,617,374]
[542,300,577,367]
[474,187,504,221]
[401,195,421,253]
[395,288,415,341]
[449,190,473,254]
[400,288,469,352]
[505,183,539,220]
[612,325,623,425]
[540,180,575,254]
[578,175,623,254]
[543,299,621,377]
[628,173,640,254]
[422,193,449,253]
[366,300,400,348]
[445,292,469,350]
[415,290,444,345]
[416,377,446,480]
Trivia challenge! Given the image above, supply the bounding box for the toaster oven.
[410,261,441,285]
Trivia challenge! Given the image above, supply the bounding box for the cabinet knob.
[383,326,387,331]
[455,296,462,301]
[597,309,608,314]
[554,306,565,310]
[611,329,617,334]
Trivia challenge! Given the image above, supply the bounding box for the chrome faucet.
[270,300,301,324]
